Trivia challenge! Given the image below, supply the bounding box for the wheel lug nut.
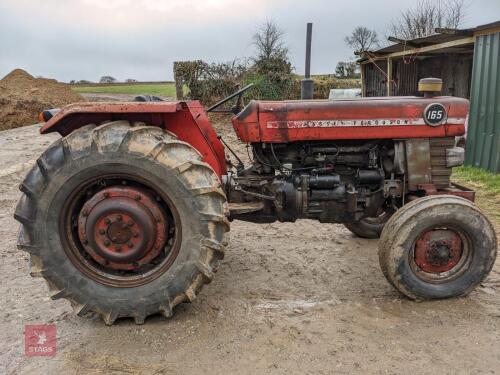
[104,218,111,224]
[99,229,105,235]
[103,192,109,198]
[117,215,122,222]
[104,240,111,246]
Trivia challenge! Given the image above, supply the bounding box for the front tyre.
[378,196,497,300]
[14,121,229,325]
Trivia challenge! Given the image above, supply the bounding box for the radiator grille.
[429,137,455,188]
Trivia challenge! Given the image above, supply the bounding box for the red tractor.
[16,78,497,325]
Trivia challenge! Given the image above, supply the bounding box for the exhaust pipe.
[301,23,314,100]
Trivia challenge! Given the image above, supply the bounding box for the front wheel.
[378,196,497,300]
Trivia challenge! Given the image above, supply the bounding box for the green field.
[72,83,177,97]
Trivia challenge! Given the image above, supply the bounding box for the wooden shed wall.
[362,54,473,98]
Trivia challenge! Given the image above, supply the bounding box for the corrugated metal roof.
[470,20,500,33]
[359,20,500,59]
[373,34,468,55]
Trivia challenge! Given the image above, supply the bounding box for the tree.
[388,0,465,40]
[335,62,347,78]
[335,61,359,79]
[252,20,289,61]
[344,62,358,78]
[344,26,379,52]
[99,76,117,84]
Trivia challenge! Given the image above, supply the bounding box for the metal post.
[360,63,366,97]
[386,57,393,96]
[301,23,314,99]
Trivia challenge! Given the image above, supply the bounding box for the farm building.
[357,21,500,172]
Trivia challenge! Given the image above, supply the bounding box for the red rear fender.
[40,101,227,177]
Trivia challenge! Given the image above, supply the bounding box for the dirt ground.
[1,100,500,374]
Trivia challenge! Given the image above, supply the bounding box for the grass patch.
[452,166,500,195]
[72,83,176,97]
[452,166,500,227]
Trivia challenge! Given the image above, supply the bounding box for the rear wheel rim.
[61,174,181,288]
[410,226,472,283]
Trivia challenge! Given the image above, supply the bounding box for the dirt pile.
[0,69,84,130]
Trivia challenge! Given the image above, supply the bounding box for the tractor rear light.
[38,108,61,122]
[446,147,465,167]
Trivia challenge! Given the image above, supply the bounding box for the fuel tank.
[231,96,469,143]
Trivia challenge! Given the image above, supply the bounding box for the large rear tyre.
[378,196,497,300]
[15,121,229,325]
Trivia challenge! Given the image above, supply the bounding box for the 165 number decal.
[424,103,447,126]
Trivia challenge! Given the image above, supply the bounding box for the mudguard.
[40,101,227,177]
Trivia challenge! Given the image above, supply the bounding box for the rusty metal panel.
[392,59,419,96]
[405,139,432,190]
[363,61,387,97]
[465,32,500,172]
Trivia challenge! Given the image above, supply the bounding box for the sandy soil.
[0,70,83,130]
[1,115,499,374]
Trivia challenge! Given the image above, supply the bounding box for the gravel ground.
[1,114,499,374]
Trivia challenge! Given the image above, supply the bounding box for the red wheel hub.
[414,229,463,273]
[78,186,167,271]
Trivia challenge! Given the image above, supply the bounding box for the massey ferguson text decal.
[267,117,465,129]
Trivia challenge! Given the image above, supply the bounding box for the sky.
[0,0,499,82]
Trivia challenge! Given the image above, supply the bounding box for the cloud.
[2,0,277,31]
[1,0,499,82]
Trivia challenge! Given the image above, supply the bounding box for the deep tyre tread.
[378,195,497,300]
[15,121,229,325]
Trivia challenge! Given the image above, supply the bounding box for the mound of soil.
[0,69,84,130]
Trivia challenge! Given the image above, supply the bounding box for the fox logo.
[35,331,47,345]
[25,325,56,357]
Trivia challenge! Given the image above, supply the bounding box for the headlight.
[446,147,465,167]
